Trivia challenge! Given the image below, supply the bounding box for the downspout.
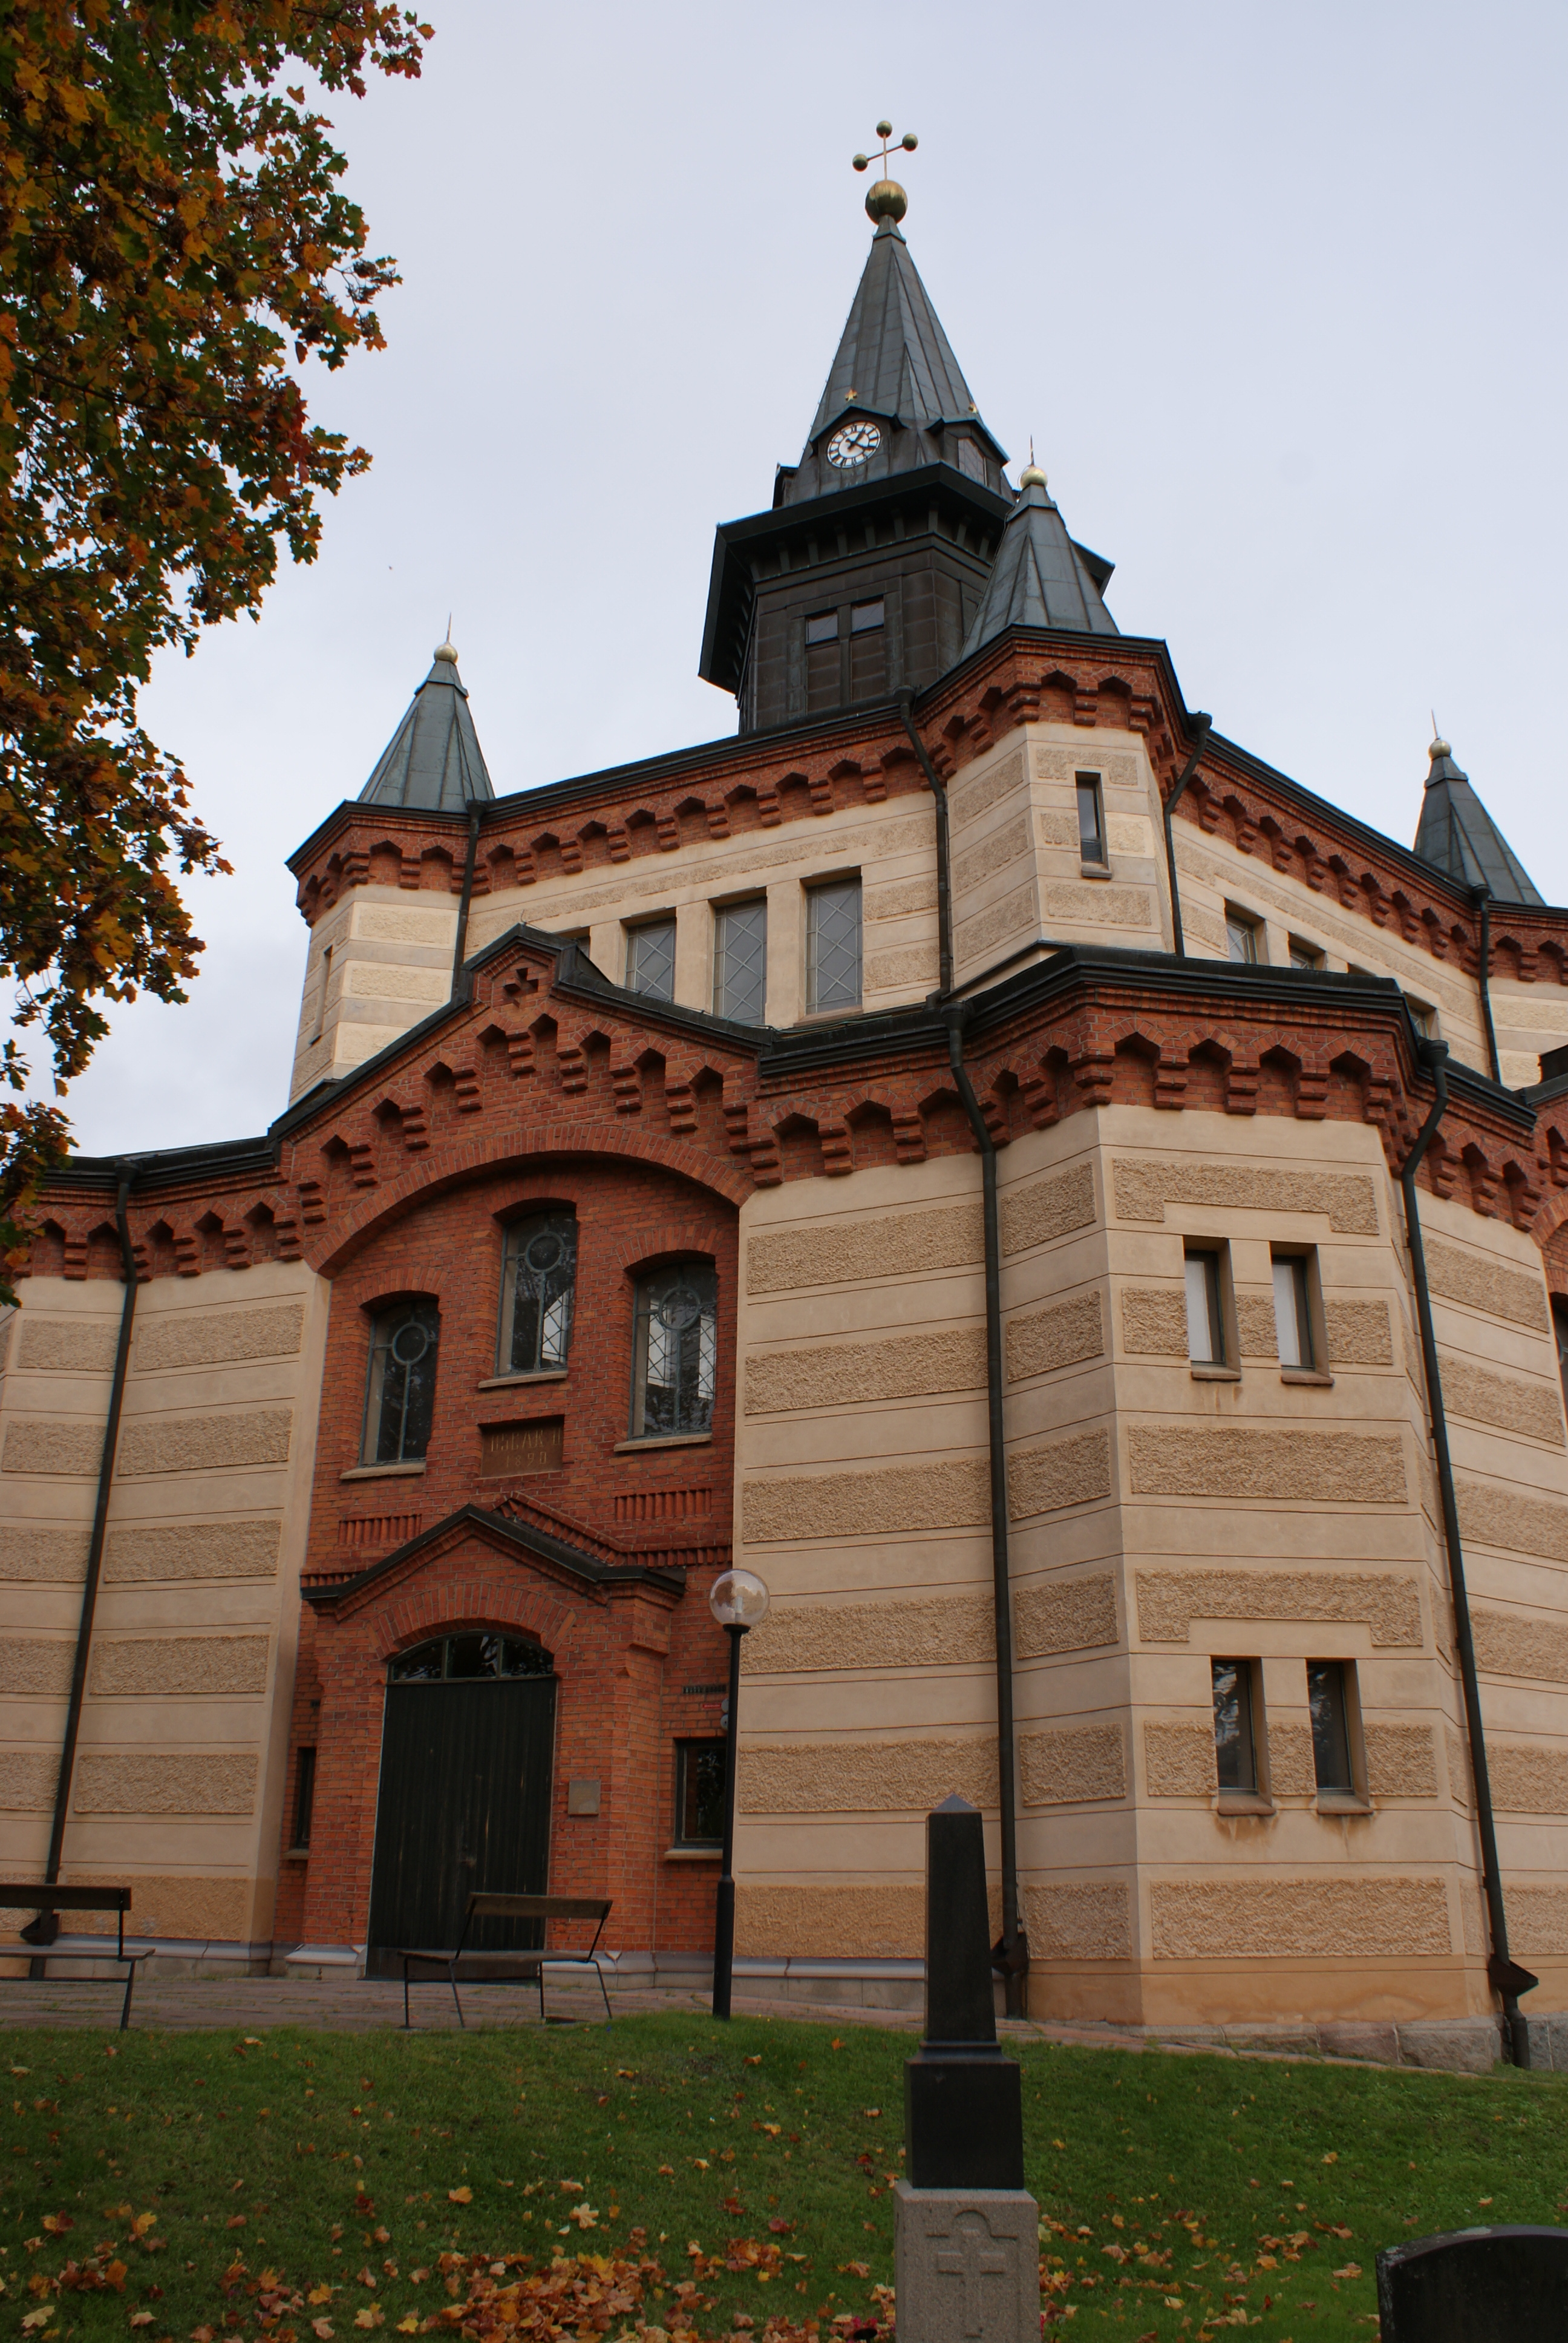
[27,1164,139,1950]
[898,691,953,998]
[944,1005,1026,2017]
[1473,888,1501,1086]
[1400,1038,1534,2066]
[898,687,1023,2009]
[1159,713,1213,960]
[450,799,483,996]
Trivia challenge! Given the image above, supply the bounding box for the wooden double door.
[365,1674,556,1977]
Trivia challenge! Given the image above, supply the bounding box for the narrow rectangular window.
[1272,1251,1316,1370]
[630,1260,718,1440]
[1212,1659,1258,1793]
[1226,909,1263,963]
[1408,999,1437,1038]
[1076,773,1106,866]
[1307,1660,1355,1793]
[497,1211,577,1374]
[805,610,840,716]
[714,899,767,1026]
[675,1740,727,1848]
[1184,1247,1226,1366]
[626,919,676,1001]
[1288,937,1324,971]
[807,879,861,1014]
[849,598,886,700]
[292,1747,316,1851]
[362,1300,439,1464]
[310,943,333,1044]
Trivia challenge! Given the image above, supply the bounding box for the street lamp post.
[708,1567,770,2020]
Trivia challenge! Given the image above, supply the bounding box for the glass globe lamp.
[708,1568,770,1631]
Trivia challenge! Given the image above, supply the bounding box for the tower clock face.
[826,419,883,468]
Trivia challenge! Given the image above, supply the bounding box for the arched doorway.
[365,1631,556,1976]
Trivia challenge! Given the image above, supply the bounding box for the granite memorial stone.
[895,1797,1038,2343]
[1376,2224,1568,2341]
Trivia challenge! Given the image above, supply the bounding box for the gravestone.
[894,1797,1038,2343]
[1376,2226,1568,2341]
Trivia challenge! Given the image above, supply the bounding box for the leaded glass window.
[497,1211,576,1375]
[388,1633,553,1683]
[807,879,861,1014]
[626,919,676,1001]
[630,1260,717,1439]
[714,900,766,1026]
[362,1298,439,1464]
[675,1740,726,1846]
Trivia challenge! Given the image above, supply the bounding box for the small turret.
[359,639,495,812]
[959,462,1117,654]
[1412,731,1542,906]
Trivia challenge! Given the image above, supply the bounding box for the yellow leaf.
[396,2322,419,2335]
[446,2189,471,2206]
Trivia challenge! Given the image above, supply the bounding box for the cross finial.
[852,120,918,224]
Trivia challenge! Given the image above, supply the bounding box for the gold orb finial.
[852,122,917,220]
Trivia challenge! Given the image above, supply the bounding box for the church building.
[7,166,1568,2043]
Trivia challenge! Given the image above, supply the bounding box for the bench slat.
[0,1885,131,1912]
[465,1893,609,1921]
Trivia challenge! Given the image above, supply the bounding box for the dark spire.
[359,640,495,812]
[960,465,1117,654]
[777,206,1007,509]
[807,214,984,441]
[1411,733,1541,906]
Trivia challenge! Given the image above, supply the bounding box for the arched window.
[629,1260,717,1440]
[362,1298,440,1465]
[388,1632,552,1682]
[497,1211,577,1375]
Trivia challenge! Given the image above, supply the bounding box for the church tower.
[699,170,1114,732]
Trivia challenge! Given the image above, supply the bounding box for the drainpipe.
[943,1006,1026,2016]
[1472,888,1502,1086]
[450,799,483,995]
[1400,1038,1534,2066]
[1159,713,1213,960]
[898,692,953,997]
[27,1164,139,1952]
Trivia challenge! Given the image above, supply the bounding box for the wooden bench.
[396,1893,612,2029]
[0,1886,149,2030]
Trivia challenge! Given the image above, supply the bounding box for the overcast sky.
[58,0,1568,1156]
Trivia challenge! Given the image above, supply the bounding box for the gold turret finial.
[852,118,918,223]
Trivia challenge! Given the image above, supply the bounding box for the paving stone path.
[0,1974,1540,2074]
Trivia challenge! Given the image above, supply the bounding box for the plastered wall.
[727,1100,1568,2028]
[0,1262,329,1949]
[290,891,460,1100]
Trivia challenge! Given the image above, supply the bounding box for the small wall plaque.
[567,1778,602,1817]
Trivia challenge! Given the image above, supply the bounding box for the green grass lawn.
[1,2011,1564,2343]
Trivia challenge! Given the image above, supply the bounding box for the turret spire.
[359,640,495,812]
[960,464,1117,653]
[1411,732,1541,906]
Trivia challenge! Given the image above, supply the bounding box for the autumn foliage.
[0,0,428,1290]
